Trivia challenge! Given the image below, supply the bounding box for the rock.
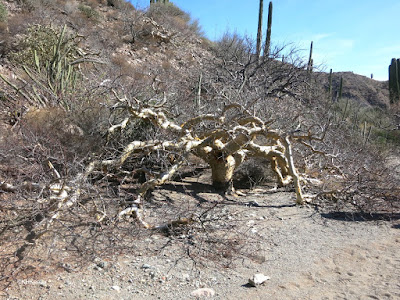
[149,271,156,279]
[111,285,121,291]
[248,273,270,287]
[247,220,255,226]
[182,273,190,281]
[141,264,152,269]
[247,200,261,207]
[96,261,108,269]
[190,287,216,298]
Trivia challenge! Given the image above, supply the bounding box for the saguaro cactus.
[338,76,343,100]
[328,68,333,98]
[264,1,273,57]
[389,58,400,104]
[307,41,313,73]
[256,0,264,58]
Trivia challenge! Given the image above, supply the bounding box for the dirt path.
[3,189,400,300]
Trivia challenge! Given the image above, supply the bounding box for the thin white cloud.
[334,39,355,50]
[376,45,400,56]
[311,33,335,42]
[312,38,355,61]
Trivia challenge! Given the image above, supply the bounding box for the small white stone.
[247,220,255,227]
[248,273,270,287]
[111,285,121,291]
[141,264,152,269]
[190,287,216,298]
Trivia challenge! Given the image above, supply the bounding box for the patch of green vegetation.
[332,97,400,146]
[11,24,80,70]
[78,4,100,21]
[4,24,102,109]
[0,1,7,23]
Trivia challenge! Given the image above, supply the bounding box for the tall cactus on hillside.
[307,41,313,73]
[264,1,273,57]
[328,68,333,98]
[389,58,400,104]
[256,0,264,58]
[338,76,343,100]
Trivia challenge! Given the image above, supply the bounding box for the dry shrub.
[14,101,107,175]
[111,53,135,76]
[17,0,54,11]
[6,11,41,37]
[106,0,129,9]
[85,0,100,8]
[78,3,100,21]
[145,2,203,37]
[63,0,78,14]
[233,159,277,190]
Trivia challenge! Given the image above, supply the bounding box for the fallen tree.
[63,92,318,228]
[108,95,306,196]
[10,92,318,233]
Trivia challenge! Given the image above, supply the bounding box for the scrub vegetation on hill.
[0,0,399,289]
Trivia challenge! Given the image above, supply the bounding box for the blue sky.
[130,0,400,81]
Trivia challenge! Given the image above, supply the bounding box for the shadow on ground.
[321,211,400,222]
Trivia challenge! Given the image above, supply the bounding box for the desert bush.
[145,2,203,37]
[78,3,100,21]
[106,0,126,9]
[233,158,276,189]
[4,24,104,109]
[11,24,80,69]
[63,0,78,14]
[0,1,7,23]
[330,97,400,147]
[16,0,54,11]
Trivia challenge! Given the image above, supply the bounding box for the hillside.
[318,72,389,109]
[316,71,390,108]
[0,1,393,122]
[0,0,399,298]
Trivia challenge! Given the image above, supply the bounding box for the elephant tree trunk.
[208,153,237,191]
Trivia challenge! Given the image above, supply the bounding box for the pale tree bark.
[101,96,308,206]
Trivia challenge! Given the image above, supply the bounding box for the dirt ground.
[2,175,399,300]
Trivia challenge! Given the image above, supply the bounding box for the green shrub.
[4,24,102,109]
[0,1,7,23]
[11,24,80,70]
[78,3,100,20]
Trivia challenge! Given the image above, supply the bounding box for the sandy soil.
[2,181,399,300]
